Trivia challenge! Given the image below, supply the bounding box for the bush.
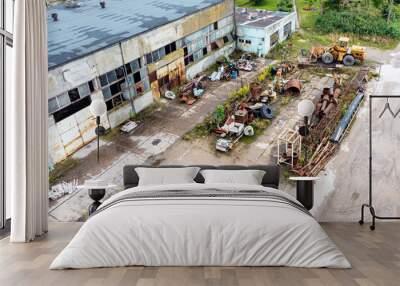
[315,10,400,39]
[277,0,293,12]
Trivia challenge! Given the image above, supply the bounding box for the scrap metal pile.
[292,69,369,176]
[214,62,301,152]
[178,75,208,105]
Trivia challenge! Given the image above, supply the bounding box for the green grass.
[237,0,399,49]
[236,0,281,11]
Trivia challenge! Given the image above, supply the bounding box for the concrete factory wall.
[48,0,235,164]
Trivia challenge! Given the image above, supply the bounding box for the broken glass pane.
[68,88,80,102]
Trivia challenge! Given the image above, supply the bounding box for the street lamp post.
[297,99,315,162]
[89,99,107,162]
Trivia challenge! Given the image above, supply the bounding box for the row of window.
[49,18,234,122]
[145,21,221,66]
[99,58,150,111]
[239,39,252,44]
[48,81,95,115]
[145,41,180,65]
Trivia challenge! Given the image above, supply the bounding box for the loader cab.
[338,37,350,48]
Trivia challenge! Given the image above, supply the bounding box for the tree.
[248,0,264,5]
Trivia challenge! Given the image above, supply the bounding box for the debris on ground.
[49,180,78,201]
[179,75,209,105]
[290,69,370,176]
[120,121,139,134]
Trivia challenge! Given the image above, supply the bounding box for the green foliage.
[277,0,293,11]
[257,65,273,82]
[248,0,264,4]
[315,10,400,39]
[225,85,250,111]
[213,105,226,127]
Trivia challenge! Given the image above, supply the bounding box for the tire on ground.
[343,54,355,66]
[321,52,334,64]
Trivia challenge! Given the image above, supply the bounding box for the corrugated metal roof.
[47,0,223,69]
[235,7,289,28]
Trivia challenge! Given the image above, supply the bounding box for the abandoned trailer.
[235,8,297,57]
[47,0,236,165]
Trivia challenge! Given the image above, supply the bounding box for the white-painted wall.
[237,12,297,56]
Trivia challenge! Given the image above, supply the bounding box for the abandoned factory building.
[236,8,297,57]
[47,0,235,165]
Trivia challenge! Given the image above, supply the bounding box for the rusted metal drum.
[284,79,302,94]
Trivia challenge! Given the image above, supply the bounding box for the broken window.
[213,22,218,30]
[49,79,94,117]
[68,88,80,102]
[53,96,92,123]
[203,47,208,56]
[135,82,145,95]
[270,31,279,47]
[245,40,251,44]
[125,63,132,74]
[223,36,229,44]
[115,67,125,79]
[110,81,122,96]
[88,80,95,92]
[165,44,171,55]
[170,42,176,52]
[133,71,141,83]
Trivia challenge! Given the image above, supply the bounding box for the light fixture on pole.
[297,99,315,161]
[89,99,107,162]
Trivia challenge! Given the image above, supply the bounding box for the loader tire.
[343,54,355,66]
[321,52,334,64]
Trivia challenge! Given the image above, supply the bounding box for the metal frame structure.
[277,128,302,167]
[0,0,13,231]
[359,95,400,231]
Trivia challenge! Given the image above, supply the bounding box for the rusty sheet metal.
[151,80,161,99]
[148,49,185,74]
[284,79,302,94]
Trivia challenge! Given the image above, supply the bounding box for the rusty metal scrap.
[284,79,301,94]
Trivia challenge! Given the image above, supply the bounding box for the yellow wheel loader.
[310,37,366,66]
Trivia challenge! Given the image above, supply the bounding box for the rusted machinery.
[310,37,366,66]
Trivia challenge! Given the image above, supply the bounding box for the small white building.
[235,8,297,57]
